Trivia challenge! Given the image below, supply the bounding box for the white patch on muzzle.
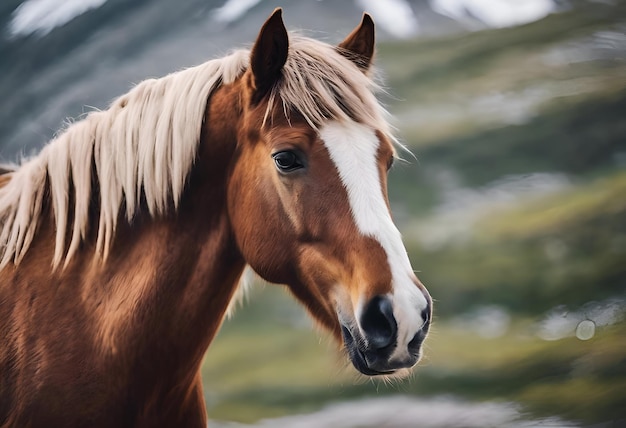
[319,121,429,362]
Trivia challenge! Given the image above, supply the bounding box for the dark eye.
[272,150,304,173]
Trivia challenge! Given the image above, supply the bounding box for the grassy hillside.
[410,170,626,317]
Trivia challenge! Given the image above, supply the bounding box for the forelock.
[265,36,394,139]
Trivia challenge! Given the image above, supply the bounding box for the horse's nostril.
[408,329,426,353]
[360,295,397,349]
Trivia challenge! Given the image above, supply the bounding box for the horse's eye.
[272,151,304,173]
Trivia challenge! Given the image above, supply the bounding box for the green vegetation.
[202,2,626,425]
[407,92,626,187]
[419,323,626,424]
[411,170,626,316]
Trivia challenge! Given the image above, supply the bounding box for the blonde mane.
[0,35,392,269]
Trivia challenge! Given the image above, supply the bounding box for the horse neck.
[65,81,245,382]
[99,80,246,374]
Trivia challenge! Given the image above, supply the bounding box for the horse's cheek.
[227,163,294,282]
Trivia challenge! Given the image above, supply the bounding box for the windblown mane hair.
[0,35,393,269]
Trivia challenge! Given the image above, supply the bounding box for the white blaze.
[320,121,428,361]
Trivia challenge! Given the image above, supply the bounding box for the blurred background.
[2,0,625,426]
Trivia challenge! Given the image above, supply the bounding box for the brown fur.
[0,10,430,427]
[0,167,13,189]
[0,78,246,427]
[0,176,11,190]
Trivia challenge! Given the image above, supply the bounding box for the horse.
[0,9,432,428]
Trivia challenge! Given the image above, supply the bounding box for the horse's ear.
[338,13,375,72]
[250,8,289,104]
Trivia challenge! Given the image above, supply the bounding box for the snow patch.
[9,0,108,38]
[430,0,555,29]
[213,395,575,428]
[212,0,262,24]
[356,0,419,39]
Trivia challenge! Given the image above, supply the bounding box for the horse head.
[226,9,432,377]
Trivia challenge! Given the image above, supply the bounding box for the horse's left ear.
[250,8,289,104]
[338,13,375,72]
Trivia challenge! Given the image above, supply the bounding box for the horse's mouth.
[341,325,404,376]
[353,348,398,376]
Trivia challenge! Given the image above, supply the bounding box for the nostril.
[421,306,431,333]
[408,329,426,353]
[360,295,397,349]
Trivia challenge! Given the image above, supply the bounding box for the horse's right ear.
[338,13,375,72]
[250,8,289,104]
